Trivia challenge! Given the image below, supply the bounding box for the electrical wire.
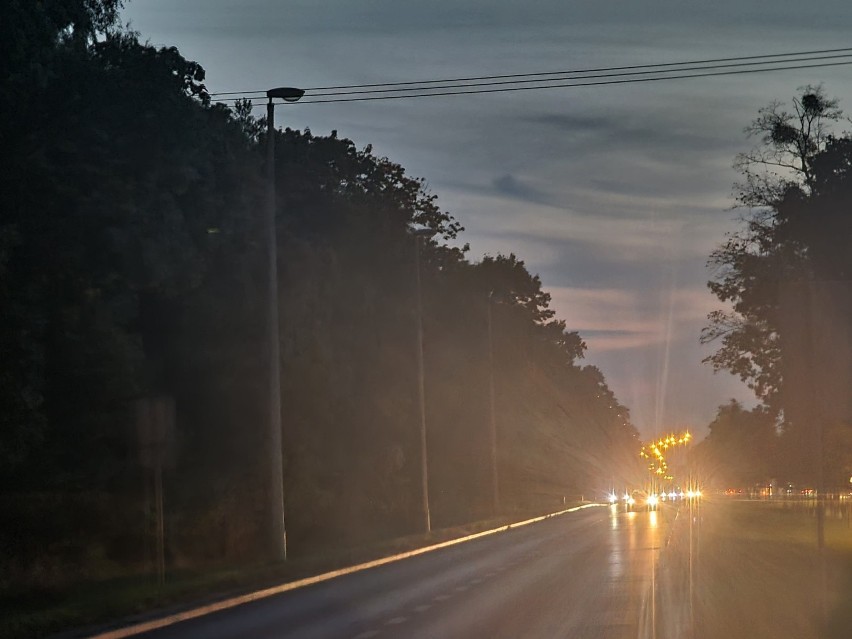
[211,60,852,108]
[210,58,852,104]
[207,46,852,98]
[292,54,852,98]
[299,60,852,104]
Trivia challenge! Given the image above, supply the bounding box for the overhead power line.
[293,54,852,98]
[297,60,852,104]
[207,47,852,106]
[208,47,852,97]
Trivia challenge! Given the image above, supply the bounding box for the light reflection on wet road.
[135,505,680,639]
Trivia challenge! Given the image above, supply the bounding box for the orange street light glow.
[639,429,693,483]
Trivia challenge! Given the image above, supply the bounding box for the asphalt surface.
[132,503,683,639]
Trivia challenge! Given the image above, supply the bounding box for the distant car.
[624,489,658,511]
[646,492,659,510]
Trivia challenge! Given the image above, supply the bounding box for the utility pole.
[412,229,435,533]
[487,291,501,515]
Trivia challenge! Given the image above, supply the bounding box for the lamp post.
[265,86,304,561]
[411,227,436,533]
[486,291,501,515]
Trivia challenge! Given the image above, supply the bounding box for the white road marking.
[470,578,483,585]
[353,631,379,639]
[413,604,432,613]
[433,594,451,601]
[385,616,408,625]
[454,585,469,592]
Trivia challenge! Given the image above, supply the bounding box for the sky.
[122,0,852,440]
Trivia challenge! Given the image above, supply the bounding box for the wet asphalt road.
[135,504,678,639]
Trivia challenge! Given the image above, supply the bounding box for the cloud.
[491,174,553,205]
[547,286,658,352]
[547,285,718,352]
[527,111,732,154]
[447,188,731,269]
[528,113,613,134]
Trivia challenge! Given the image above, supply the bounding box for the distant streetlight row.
[640,431,693,483]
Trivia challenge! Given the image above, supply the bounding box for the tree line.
[697,85,852,490]
[0,1,641,590]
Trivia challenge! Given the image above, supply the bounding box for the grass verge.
[691,498,852,639]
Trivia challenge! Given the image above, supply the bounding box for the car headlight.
[647,494,659,507]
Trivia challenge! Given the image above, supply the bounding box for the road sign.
[136,396,176,470]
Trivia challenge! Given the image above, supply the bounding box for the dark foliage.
[702,87,852,488]
[0,1,640,597]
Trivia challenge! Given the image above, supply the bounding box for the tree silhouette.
[1,4,641,599]
[703,87,852,489]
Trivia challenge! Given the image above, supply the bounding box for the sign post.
[136,396,176,587]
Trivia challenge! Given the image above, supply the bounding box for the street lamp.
[411,227,436,533]
[265,86,304,561]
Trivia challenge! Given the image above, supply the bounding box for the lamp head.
[267,87,305,103]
